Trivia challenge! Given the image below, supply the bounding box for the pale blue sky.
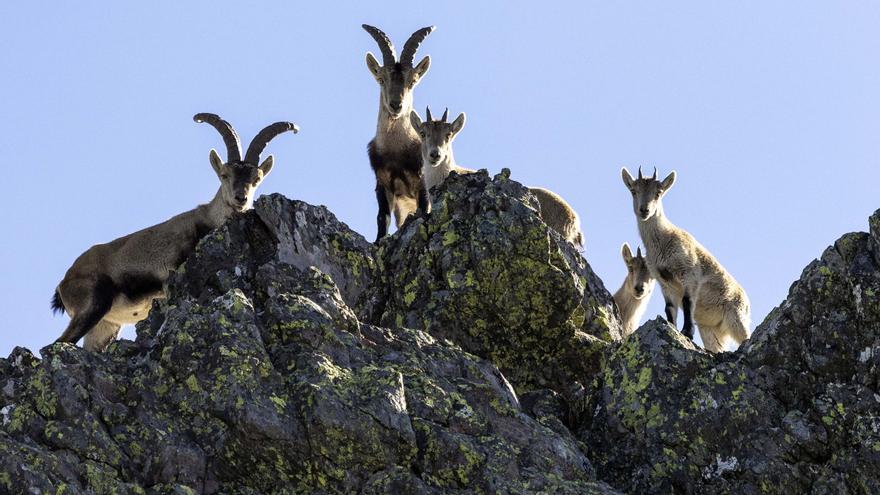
[1,2,877,356]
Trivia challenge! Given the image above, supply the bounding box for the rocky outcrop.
[0,190,616,494]
[1,172,878,494]
[581,210,880,494]
[360,170,619,400]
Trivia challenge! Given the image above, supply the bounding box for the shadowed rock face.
[0,187,617,494]
[0,173,877,494]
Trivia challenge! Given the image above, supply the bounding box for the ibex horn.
[194,113,243,163]
[244,121,299,165]
[400,26,435,67]
[362,24,397,66]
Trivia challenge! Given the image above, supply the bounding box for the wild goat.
[621,167,750,352]
[613,243,655,336]
[363,24,435,241]
[410,107,584,248]
[51,113,298,352]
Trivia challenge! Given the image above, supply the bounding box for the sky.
[0,2,877,356]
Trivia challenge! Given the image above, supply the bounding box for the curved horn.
[400,25,435,67]
[425,106,433,122]
[362,24,396,66]
[194,113,242,163]
[652,167,658,180]
[637,166,643,180]
[244,121,299,165]
[441,108,449,122]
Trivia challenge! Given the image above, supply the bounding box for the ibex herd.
[51,24,750,354]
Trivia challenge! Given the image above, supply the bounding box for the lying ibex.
[363,24,435,241]
[622,167,750,352]
[51,113,298,351]
[410,107,584,248]
[613,243,655,336]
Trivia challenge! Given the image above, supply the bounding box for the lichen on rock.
[1,187,878,493]
[0,190,618,494]
[359,170,620,400]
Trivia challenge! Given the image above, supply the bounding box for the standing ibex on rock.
[410,107,584,248]
[613,243,655,336]
[363,24,435,241]
[622,167,750,352]
[51,113,298,352]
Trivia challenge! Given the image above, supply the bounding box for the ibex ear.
[413,56,431,80]
[259,155,274,178]
[660,171,676,192]
[209,149,224,176]
[409,110,423,130]
[621,167,635,190]
[621,243,634,263]
[451,112,466,136]
[365,52,382,77]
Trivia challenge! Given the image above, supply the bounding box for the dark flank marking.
[368,139,425,241]
[367,140,383,173]
[658,267,674,283]
[681,293,695,340]
[118,272,164,301]
[56,275,116,344]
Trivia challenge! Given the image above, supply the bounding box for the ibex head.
[194,113,298,212]
[363,24,434,118]
[409,106,465,167]
[621,166,676,221]
[621,243,655,299]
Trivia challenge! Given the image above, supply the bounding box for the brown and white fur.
[410,107,584,248]
[51,113,297,351]
[363,24,434,241]
[613,243,655,336]
[621,167,750,352]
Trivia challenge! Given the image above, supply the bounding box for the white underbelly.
[103,294,164,325]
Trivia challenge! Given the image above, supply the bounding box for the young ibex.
[363,24,435,241]
[613,243,656,336]
[621,167,750,352]
[410,107,584,248]
[51,113,298,351]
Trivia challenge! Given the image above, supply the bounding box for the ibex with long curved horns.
[363,24,435,241]
[410,106,585,248]
[51,114,298,351]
